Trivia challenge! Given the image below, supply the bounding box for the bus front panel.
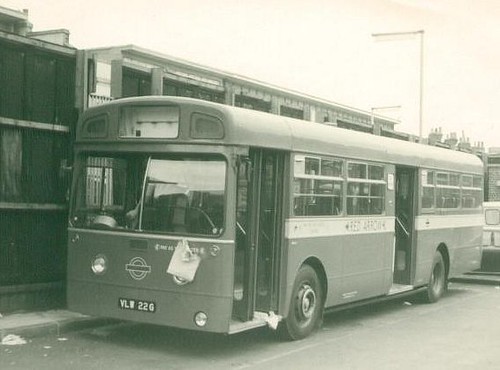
[67,229,235,333]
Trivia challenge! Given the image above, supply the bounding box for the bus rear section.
[67,153,237,333]
[393,167,483,284]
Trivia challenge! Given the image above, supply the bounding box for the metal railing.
[88,93,114,108]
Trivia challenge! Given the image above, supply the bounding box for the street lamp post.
[372,30,425,141]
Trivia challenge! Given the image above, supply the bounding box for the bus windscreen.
[70,154,226,236]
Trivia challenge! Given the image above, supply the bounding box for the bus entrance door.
[232,149,284,325]
[394,166,417,285]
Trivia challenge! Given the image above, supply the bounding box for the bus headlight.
[194,311,208,327]
[91,254,107,275]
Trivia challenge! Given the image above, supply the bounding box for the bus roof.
[220,101,483,174]
[84,96,484,174]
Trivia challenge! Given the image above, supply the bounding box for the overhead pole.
[372,30,425,141]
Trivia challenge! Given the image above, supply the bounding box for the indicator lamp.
[194,311,208,327]
[91,254,107,275]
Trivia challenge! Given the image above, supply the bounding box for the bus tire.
[279,265,323,341]
[423,251,447,303]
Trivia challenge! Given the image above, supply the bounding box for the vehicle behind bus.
[481,202,500,272]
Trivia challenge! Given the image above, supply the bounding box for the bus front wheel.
[424,251,447,303]
[279,265,323,340]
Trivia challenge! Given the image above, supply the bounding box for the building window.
[162,79,225,103]
[280,105,304,119]
[234,95,271,113]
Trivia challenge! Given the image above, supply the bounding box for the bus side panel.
[282,219,394,315]
[67,229,234,333]
[282,236,343,310]
[338,233,394,301]
[413,215,482,286]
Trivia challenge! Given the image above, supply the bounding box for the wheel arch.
[278,257,328,340]
[422,242,449,303]
[302,256,328,306]
[436,242,450,280]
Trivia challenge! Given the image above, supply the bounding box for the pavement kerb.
[1,274,498,342]
[451,273,500,286]
[0,310,120,341]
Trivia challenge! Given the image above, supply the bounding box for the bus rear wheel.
[279,265,323,340]
[424,251,447,303]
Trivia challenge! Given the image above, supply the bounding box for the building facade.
[0,5,492,313]
[485,149,500,201]
[77,45,406,139]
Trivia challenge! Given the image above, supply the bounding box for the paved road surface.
[2,281,500,369]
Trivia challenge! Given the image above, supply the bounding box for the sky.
[3,0,500,148]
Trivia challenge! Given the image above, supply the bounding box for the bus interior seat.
[463,196,474,208]
[155,195,172,231]
[170,194,189,232]
[154,193,189,232]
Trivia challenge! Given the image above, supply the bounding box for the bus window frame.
[137,154,229,237]
[70,150,231,239]
[292,155,389,218]
[420,168,483,213]
[292,154,345,217]
[81,114,109,139]
[346,160,387,216]
[420,169,436,213]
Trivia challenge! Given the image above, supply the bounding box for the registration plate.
[118,298,156,313]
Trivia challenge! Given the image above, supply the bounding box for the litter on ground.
[1,334,27,346]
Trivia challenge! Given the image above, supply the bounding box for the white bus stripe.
[286,216,395,239]
[414,214,483,231]
[286,213,483,239]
